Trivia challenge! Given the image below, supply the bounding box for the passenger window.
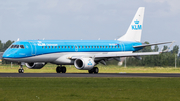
[68,46,70,48]
[65,46,67,48]
[86,46,87,48]
[95,46,96,48]
[59,46,60,48]
[97,46,99,48]
[52,46,54,48]
[72,46,73,48]
[79,46,81,48]
[46,46,47,48]
[92,46,93,48]
[42,46,44,49]
[109,46,111,48]
[82,46,84,48]
[106,46,108,48]
[103,46,105,48]
[75,46,77,48]
[62,46,64,48]
[89,46,90,48]
[55,46,57,48]
[100,46,102,48]
[112,46,114,48]
[49,46,50,48]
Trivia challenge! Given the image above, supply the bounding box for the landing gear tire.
[56,66,66,73]
[62,67,66,73]
[56,67,62,73]
[93,67,99,74]
[88,67,99,74]
[88,69,93,74]
[18,69,24,73]
[18,64,24,73]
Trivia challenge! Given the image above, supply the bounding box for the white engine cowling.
[25,62,46,69]
[74,58,95,70]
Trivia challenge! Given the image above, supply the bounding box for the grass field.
[0,64,180,73]
[0,78,180,101]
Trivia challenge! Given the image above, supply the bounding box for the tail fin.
[118,7,145,42]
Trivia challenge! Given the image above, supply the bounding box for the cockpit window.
[10,45,24,49]
[10,45,14,48]
[14,45,19,48]
[20,45,25,49]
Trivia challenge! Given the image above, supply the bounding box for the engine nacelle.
[25,62,46,69]
[74,58,95,70]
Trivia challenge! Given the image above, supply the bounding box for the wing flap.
[71,52,160,59]
[95,52,160,58]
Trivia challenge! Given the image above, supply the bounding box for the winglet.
[162,41,175,52]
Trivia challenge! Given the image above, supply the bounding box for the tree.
[1,40,15,64]
[172,45,179,54]
[162,45,168,51]
[153,45,159,52]
[2,40,14,52]
[0,40,3,52]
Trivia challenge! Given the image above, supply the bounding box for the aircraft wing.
[94,52,159,58]
[133,42,173,48]
[71,52,160,59]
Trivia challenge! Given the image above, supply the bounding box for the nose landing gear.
[18,65,24,73]
[18,62,25,73]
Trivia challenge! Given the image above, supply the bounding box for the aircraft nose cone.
[2,50,15,59]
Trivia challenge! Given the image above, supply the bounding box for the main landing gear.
[18,65,24,73]
[56,66,66,73]
[88,67,99,74]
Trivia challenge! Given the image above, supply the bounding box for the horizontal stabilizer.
[133,42,173,48]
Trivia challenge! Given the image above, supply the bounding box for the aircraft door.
[29,41,36,55]
[119,42,125,51]
[74,44,78,52]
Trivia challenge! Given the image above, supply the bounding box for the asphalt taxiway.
[1,73,180,77]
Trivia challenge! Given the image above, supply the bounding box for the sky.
[0,0,180,50]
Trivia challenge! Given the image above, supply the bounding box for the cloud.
[144,0,180,16]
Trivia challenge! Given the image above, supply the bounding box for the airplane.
[2,7,172,73]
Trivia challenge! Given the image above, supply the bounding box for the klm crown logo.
[132,19,142,30]
[88,61,92,65]
[134,20,139,24]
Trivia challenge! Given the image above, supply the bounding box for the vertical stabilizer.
[118,7,145,42]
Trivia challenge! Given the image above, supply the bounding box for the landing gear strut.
[88,67,99,74]
[18,65,24,73]
[56,66,66,73]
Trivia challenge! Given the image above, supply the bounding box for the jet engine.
[25,62,46,69]
[74,58,95,70]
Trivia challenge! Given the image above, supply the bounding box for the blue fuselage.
[3,40,142,59]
